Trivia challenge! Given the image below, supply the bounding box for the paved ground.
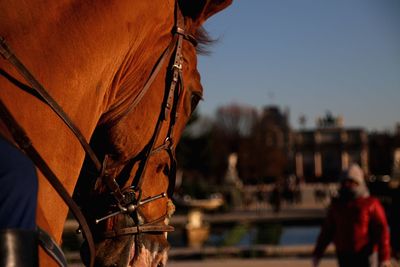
[70,257,400,267]
[168,258,337,267]
[169,257,400,267]
[68,258,334,267]
[69,257,337,267]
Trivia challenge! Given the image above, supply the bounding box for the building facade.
[293,115,368,182]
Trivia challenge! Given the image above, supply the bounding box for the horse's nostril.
[157,263,164,267]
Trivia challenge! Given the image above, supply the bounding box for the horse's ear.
[179,0,233,24]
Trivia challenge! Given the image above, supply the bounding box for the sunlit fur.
[0,0,232,266]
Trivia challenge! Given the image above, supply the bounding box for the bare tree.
[211,103,258,182]
[215,103,258,138]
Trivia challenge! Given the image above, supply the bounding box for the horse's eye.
[190,93,202,113]
[163,164,170,176]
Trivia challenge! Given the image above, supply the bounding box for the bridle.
[89,1,196,241]
[0,1,197,267]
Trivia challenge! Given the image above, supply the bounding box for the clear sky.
[197,0,400,132]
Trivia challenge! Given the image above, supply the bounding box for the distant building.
[293,113,368,182]
[259,110,400,183]
[369,124,400,179]
[210,104,399,184]
[253,110,400,184]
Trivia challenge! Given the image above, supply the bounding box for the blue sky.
[197,0,400,132]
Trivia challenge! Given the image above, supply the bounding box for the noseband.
[0,1,196,266]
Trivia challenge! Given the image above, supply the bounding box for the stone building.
[369,124,400,180]
[293,113,368,182]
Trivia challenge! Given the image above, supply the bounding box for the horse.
[0,0,232,266]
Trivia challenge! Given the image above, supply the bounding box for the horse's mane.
[195,27,215,55]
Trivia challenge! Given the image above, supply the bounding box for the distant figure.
[269,182,282,213]
[224,153,243,189]
[224,153,243,209]
[312,164,391,267]
[389,184,400,260]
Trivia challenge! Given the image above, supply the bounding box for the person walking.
[312,163,391,267]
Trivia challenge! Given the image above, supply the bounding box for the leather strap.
[0,36,102,172]
[99,155,126,204]
[105,35,179,126]
[132,4,185,195]
[37,227,67,267]
[103,224,174,239]
[0,99,96,267]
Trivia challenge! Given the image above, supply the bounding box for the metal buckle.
[174,27,185,36]
[95,192,167,224]
[173,63,182,70]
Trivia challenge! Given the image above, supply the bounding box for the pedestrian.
[312,164,391,267]
[389,183,400,260]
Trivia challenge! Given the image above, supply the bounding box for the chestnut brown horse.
[0,0,232,266]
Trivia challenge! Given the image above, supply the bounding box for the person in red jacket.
[312,164,391,267]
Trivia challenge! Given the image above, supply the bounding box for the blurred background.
[64,1,400,266]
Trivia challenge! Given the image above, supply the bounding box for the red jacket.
[313,196,391,262]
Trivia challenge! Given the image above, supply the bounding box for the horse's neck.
[0,0,174,245]
[1,0,174,179]
[1,0,175,119]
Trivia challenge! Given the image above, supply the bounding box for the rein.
[0,1,196,267]
[0,37,97,267]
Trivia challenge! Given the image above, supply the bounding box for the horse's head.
[75,1,232,266]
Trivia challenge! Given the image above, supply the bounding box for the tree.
[211,103,258,182]
[177,104,291,187]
